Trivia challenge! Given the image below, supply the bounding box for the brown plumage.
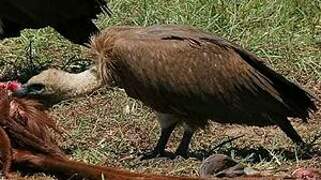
[89,25,317,158]
[20,24,318,159]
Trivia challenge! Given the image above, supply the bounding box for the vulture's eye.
[12,83,45,97]
[28,83,45,93]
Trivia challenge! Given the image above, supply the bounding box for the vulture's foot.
[174,148,189,159]
[140,148,198,160]
[174,150,206,160]
[295,142,314,159]
[139,149,175,160]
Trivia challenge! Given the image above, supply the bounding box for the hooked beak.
[12,83,45,97]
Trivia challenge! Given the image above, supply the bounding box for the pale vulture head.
[14,67,101,106]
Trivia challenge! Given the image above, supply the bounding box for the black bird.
[0,0,111,45]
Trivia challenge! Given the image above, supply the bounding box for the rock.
[199,154,254,178]
[244,167,260,176]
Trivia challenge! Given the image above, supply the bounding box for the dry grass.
[1,0,321,179]
[18,82,321,179]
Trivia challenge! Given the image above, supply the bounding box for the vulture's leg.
[0,127,13,178]
[277,119,311,157]
[174,125,195,159]
[277,119,305,147]
[140,113,179,160]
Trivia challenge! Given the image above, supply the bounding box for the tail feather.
[233,46,318,120]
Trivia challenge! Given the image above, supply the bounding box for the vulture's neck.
[58,67,103,99]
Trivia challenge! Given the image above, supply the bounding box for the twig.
[211,135,244,152]
[266,149,281,165]
[26,40,36,71]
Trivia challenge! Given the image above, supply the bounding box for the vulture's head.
[14,69,70,106]
[14,67,102,106]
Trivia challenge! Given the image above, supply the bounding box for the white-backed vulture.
[0,0,111,45]
[16,25,318,159]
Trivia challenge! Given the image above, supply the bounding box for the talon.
[295,143,313,159]
[174,149,189,159]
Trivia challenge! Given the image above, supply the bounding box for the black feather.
[0,0,111,45]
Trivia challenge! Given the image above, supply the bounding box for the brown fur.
[13,149,205,180]
[2,90,63,157]
[0,89,63,177]
[0,127,12,177]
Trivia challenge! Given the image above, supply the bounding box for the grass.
[1,0,321,179]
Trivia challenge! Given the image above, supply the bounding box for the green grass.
[1,0,321,81]
[2,0,321,79]
[1,0,321,179]
[103,0,321,80]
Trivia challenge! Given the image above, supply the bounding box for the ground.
[1,0,321,179]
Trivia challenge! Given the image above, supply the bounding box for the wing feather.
[101,25,316,124]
